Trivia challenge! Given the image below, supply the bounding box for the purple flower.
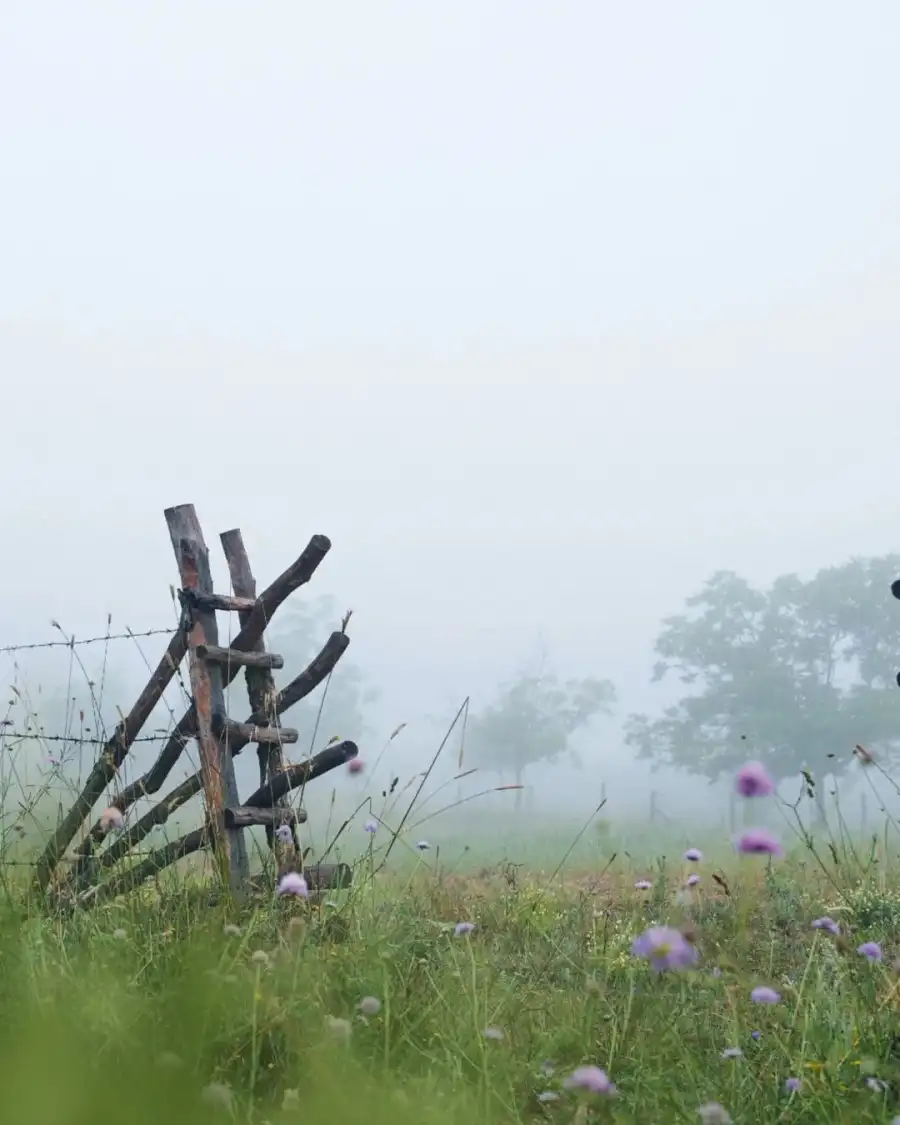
[634,879,652,890]
[277,872,308,898]
[858,941,883,962]
[632,925,698,972]
[684,847,703,861]
[685,874,701,887]
[811,916,840,935]
[784,1077,801,1093]
[364,818,377,833]
[563,1066,616,1095]
[751,1030,761,1040]
[735,760,775,798]
[454,921,476,936]
[736,829,783,857]
[750,986,781,1005]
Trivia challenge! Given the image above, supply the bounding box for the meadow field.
[1,793,899,1125]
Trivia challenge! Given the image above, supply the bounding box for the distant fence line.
[0,625,176,655]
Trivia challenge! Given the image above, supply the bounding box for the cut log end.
[224,805,307,829]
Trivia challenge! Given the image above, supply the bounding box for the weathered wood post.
[165,504,250,895]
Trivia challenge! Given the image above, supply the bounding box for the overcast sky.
[3,2,899,766]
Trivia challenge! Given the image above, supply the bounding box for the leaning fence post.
[165,504,250,896]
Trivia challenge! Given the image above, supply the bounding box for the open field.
[1,818,900,1125]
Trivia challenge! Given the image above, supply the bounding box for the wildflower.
[482,1027,504,1040]
[537,1091,559,1103]
[858,941,883,962]
[454,921,476,936]
[563,1066,616,1095]
[736,829,783,857]
[721,1047,742,1059]
[632,925,698,972]
[697,1103,732,1124]
[112,928,127,941]
[784,1077,801,1093]
[751,986,781,1005]
[223,923,242,938]
[364,818,377,833]
[751,1030,761,1040]
[347,758,364,774]
[866,1076,888,1092]
[274,825,293,845]
[250,950,269,966]
[686,874,701,887]
[201,1082,234,1112]
[326,1016,352,1041]
[282,1089,300,1111]
[359,996,381,1016]
[634,879,652,890]
[855,743,876,766]
[684,847,703,861]
[735,760,775,798]
[100,806,125,833]
[415,840,431,851]
[277,872,308,898]
[812,916,840,935]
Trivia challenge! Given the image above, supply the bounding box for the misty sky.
[3,2,900,741]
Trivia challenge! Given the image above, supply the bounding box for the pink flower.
[735,761,775,798]
[634,879,652,890]
[277,872,308,898]
[563,1066,616,1095]
[347,758,364,774]
[100,806,125,833]
[736,829,783,857]
[685,874,701,887]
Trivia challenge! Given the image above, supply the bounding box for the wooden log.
[891,578,900,600]
[304,862,353,890]
[78,827,208,908]
[180,590,258,614]
[71,532,333,865]
[244,740,359,808]
[224,806,307,829]
[70,772,205,893]
[166,504,249,895]
[33,624,189,891]
[220,720,298,745]
[220,526,292,853]
[195,644,284,670]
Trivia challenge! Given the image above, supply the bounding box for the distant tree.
[266,596,378,750]
[625,556,900,785]
[467,669,617,807]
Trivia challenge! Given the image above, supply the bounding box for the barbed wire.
[0,626,175,655]
[0,729,170,745]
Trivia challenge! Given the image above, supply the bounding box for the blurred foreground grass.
[1,845,900,1124]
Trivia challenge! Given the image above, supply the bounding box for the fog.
[2,3,900,849]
